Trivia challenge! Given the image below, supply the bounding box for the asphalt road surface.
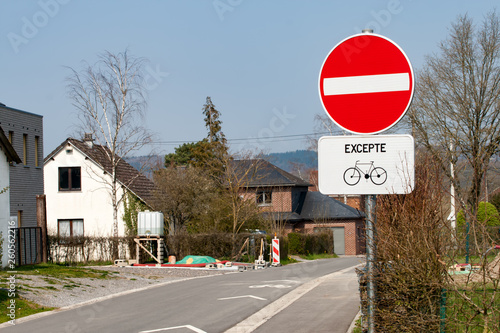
[2,257,362,333]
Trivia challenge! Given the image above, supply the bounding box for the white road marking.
[224,265,361,333]
[218,295,267,301]
[249,284,291,289]
[323,73,410,96]
[139,325,206,333]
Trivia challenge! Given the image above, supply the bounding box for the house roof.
[231,159,311,187]
[0,126,21,163]
[0,103,43,118]
[298,191,365,221]
[263,191,364,223]
[262,211,303,222]
[45,138,155,206]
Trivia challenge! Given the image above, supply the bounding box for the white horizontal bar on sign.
[323,73,410,96]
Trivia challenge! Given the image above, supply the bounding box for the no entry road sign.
[318,135,414,195]
[318,33,414,134]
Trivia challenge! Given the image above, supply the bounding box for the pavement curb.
[347,311,361,333]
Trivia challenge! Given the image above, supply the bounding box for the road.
[2,257,362,333]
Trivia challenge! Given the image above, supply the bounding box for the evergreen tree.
[164,97,229,174]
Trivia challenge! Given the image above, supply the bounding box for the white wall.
[0,151,10,268]
[44,144,127,238]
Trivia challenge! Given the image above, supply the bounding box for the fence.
[14,227,42,266]
[48,236,133,264]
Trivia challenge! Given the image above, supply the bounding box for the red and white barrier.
[272,237,280,265]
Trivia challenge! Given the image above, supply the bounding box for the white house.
[0,126,22,267]
[43,136,155,239]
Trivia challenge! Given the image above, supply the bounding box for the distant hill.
[264,150,317,174]
[126,149,318,178]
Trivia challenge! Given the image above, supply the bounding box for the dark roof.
[45,138,155,206]
[0,126,21,163]
[0,103,43,118]
[263,191,364,223]
[298,191,365,221]
[262,211,303,222]
[231,159,311,187]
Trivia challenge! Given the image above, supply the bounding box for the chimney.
[83,133,94,148]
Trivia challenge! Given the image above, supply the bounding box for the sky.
[1,0,499,157]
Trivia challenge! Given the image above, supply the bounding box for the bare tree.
[67,50,153,254]
[153,167,216,235]
[402,12,500,331]
[408,11,500,215]
[223,157,265,240]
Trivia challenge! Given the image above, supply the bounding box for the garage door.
[331,227,345,255]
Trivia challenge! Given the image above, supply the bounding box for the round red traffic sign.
[318,33,414,134]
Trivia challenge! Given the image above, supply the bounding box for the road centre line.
[218,295,267,301]
[139,325,206,333]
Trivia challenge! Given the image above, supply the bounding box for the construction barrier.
[272,237,280,265]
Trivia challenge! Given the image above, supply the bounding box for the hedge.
[47,232,333,264]
[166,233,289,261]
[287,232,334,255]
[48,235,134,264]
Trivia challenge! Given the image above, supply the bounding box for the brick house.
[233,159,365,255]
[309,170,365,211]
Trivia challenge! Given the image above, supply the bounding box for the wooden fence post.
[36,194,48,263]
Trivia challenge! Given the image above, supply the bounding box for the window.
[8,131,13,144]
[58,219,84,238]
[256,190,272,206]
[35,136,40,167]
[59,167,81,191]
[23,134,27,165]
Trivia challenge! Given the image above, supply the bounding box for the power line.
[148,131,333,146]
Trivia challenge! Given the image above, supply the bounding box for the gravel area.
[14,266,228,308]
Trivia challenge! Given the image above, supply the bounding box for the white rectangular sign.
[318,135,414,195]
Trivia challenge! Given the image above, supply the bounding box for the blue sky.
[1,1,498,156]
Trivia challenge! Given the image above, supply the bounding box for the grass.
[445,287,500,332]
[0,289,54,324]
[352,317,363,333]
[0,262,118,323]
[448,251,498,266]
[280,257,299,265]
[0,263,117,280]
[298,253,339,260]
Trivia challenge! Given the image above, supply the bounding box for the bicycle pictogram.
[343,161,387,186]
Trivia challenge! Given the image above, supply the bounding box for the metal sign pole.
[366,194,377,333]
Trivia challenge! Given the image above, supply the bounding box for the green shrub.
[457,201,500,227]
[288,232,304,254]
[286,232,333,256]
